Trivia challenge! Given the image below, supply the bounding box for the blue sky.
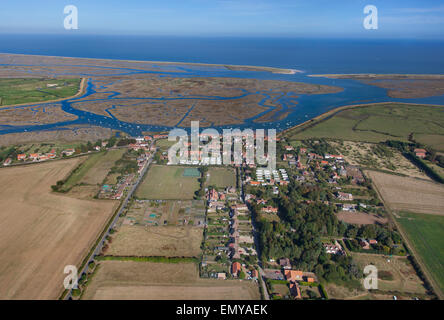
[1,0,443,38]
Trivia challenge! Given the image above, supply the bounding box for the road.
[239,166,270,300]
[63,146,156,300]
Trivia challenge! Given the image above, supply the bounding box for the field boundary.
[367,170,442,299]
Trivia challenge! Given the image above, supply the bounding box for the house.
[284,270,303,282]
[369,239,378,245]
[337,192,353,201]
[231,262,241,276]
[3,158,12,166]
[249,181,260,186]
[279,258,291,270]
[342,203,357,212]
[284,145,294,151]
[17,154,26,161]
[306,277,315,283]
[261,206,278,214]
[217,272,226,280]
[414,148,427,158]
[29,153,40,160]
[62,149,75,156]
[251,269,259,279]
[256,199,267,205]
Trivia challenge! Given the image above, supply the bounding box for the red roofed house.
[414,148,427,158]
[17,154,26,161]
[232,262,241,276]
[284,270,303,282]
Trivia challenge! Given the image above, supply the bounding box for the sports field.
[0,78,81,106]
[0,159,118,299]
[286,103,444,150]
[207,167,237,189]
[82,261,260,300]
[136,165,200,199]
[396,211,444,295]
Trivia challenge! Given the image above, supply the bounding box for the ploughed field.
[0,159,118,299]
[82,261,260,300]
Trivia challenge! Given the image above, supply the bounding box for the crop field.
[337,211,387,225]
[396,211,444,295]
[287,103,444,150]
[136,165,200,199]
[124,200,206,227]
[367,170,444,215]
[206,167,237,189]
[60,149,125,193]
[0,159,118,299]
[82,261,260,300]
[0,78,81,106]
[106,225,203,257]
[352,253,427,295]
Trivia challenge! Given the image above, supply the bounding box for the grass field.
[207,167,237,189]
[0,159,118,299]
[106,225,203,257]
[82,261,260,300]
[60,149,125,192]
[352,253,427,295]
[396,211,444,295]
[0,78,81,106]
[285,103,444,150]
[366,170,444,215]
[136,165,200,199]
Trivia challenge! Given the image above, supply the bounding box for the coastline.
[0,52,301,75]
[0,77,87,110]
[309,74,444,79]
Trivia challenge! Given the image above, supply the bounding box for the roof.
[284,269,303,281]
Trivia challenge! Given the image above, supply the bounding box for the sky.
[1,0,444,39]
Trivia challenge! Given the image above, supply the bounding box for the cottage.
[284,270,303,282]
[337,192,353,201]
[231,262,241,276]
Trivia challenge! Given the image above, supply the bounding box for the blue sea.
[0,34,444,136]
[1,34,444,74]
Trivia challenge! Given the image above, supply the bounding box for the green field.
[0,78,81,106]
[60,149,125,192]
[396,211,444,295]
[206,167,237,189]
[155,139,176,152]
[136,165,200,200]
[286,103,444,150]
